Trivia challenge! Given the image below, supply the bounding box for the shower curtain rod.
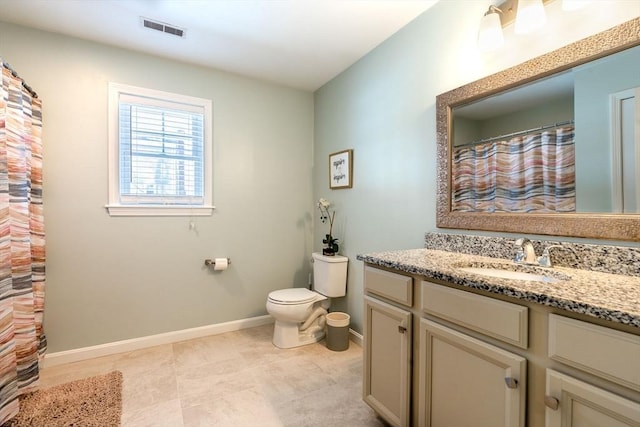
[1,62,38,99]
[461,120,574,148]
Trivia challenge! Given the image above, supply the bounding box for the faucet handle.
[513,237,531,264]
[537,245,563,268]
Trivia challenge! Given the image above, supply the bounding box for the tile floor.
[40,324,388,426]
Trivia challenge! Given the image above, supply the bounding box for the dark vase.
[322,234,339,256]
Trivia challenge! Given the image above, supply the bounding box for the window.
[107,83,213,216]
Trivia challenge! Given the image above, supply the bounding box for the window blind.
[118,97,205,206]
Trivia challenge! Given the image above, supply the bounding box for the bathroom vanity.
[358,247,640,427]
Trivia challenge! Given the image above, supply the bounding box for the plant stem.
[329,211,335,236]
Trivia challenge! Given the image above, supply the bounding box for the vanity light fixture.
[478,5,505,52]
[478,0,557,52]
[514,0,547,34]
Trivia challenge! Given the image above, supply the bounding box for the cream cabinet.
[419,319,527,427]
[545,315,640,427]
[362,264,640,427]
[545,370,640,427]
[363,295,412,427]
[363,266,414,426]
[419,281,528,427]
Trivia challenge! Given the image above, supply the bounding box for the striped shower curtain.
[452,127,575,213]
[0,60,46,424]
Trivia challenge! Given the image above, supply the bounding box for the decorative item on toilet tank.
[317,198,339,255]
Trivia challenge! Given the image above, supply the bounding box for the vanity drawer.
[421,281,528,349]
[364,266,413,307]
[548,314,640,391]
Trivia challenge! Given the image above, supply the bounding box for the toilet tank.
[312,252,348,297]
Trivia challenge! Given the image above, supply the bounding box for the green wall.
[313,1,640,334]
[0,22,314,352]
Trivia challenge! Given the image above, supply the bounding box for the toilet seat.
[268,288,319,305]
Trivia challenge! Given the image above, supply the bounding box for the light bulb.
[515,0,547,34]
[562,0,592,11]
[478,9,504,52]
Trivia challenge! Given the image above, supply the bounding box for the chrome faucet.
[537,245,563,268]
[514,238,537,264]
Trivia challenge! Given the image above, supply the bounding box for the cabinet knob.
[504,377,518,389]
[544,396,559,410]
[398,325,407,334]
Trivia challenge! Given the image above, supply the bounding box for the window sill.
[105,205,215,217]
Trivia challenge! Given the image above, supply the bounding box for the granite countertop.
[357,249,640,329]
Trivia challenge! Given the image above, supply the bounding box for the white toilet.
[266,252,348,349]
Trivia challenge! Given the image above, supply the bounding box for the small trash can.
[326,312,350,351]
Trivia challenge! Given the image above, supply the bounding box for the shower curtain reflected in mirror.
[0,59,46,424]
[452,126,576,213]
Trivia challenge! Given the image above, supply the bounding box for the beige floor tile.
[122,365,179,413]
[39,353,119,388]
[251,358,338,405]
[182,387,285,427]
[177,362,258,408]
[122,398,184,427]
[39,324,385,427]
[113,344,175,376]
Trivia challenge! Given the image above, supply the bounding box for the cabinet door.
[545,369,640,427]
[419,319,526,427]
[363,295,412,427]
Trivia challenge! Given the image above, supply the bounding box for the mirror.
[436,18,640,241]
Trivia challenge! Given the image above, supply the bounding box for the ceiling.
[455,71,575,120]
[0,0,439,91]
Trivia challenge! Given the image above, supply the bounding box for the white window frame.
[107,82,214,216]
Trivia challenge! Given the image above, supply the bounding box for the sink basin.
[458,267,562,283]
[454,262,571,283]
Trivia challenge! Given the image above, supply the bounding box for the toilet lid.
[268,288,318,305]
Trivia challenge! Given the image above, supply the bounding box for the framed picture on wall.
[329,149,353,189]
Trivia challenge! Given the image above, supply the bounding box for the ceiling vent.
[141,17,185,38]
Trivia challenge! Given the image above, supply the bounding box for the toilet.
[266,252,348,349]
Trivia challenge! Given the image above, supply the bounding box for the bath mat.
[3,370,122,427]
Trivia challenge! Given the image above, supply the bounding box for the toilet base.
[272,318,326,349]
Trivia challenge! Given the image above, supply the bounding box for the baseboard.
[349,328,363,346]
[42,315,274,368]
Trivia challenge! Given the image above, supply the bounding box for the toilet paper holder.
[204,258,231,267]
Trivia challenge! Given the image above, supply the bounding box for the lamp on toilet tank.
[317,198,339,256]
